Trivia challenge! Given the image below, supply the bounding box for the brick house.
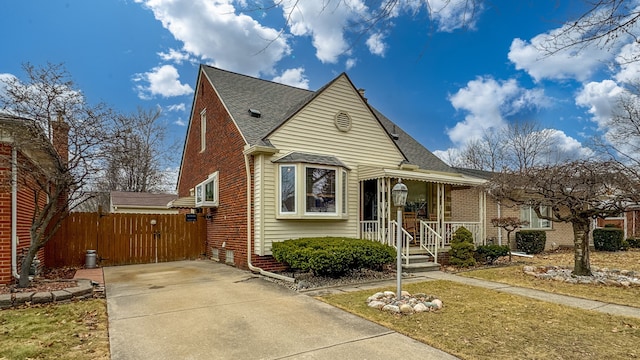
[0,114,67,284]
[175,65,493,273]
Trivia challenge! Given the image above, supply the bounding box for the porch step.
[402,252,440,273]
[402,260,440,273]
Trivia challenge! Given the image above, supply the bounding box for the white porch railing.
[360,220,483,265]
[389,220,413,265]
[422,221,482,247]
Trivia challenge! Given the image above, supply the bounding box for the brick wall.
[178,72,284,271]
[0,144,47,284]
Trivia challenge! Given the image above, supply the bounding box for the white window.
[521,206,552,229]
[305,166,336,214]
[277,164,347,218]
[195,171,218,208]
[280,165,296,213]
[200,109,206,152]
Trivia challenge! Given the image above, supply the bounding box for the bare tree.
[456,120,559,172]
[490,217,528,261]
[100,107,175,192]
[0,63,112,287]
[487,160,640,276]
[503,120,557,172]
[540,0,640,62]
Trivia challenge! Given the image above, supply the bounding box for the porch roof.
[358,165,486,186]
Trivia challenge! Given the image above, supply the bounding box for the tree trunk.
[572,220,592,276]
[18,244,40,288]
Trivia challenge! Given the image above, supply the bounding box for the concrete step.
[402,261,440,273]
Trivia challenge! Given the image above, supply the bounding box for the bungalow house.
[0,114,68,284]
[174,65,496,272]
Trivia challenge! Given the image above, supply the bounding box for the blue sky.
[2,0,638,183]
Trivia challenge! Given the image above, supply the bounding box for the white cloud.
[548,129,594,161]
[508,34,612,82]
[174,118,186,127]
[136,0,290,76]
[158,48,192,64]
[166,103,186,112]
[575,80,625,127]
[345,58,357,70]
[447,77,548,144]
[366,33,386,56]
[615,42,640,84]
[427,0,483,32]
[272,68,309,89]
[278,0,367,63]
[133,64,194,99]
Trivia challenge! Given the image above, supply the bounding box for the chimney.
[358,88,367,102]
[52,112,70,164]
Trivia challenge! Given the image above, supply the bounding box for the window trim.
[200,109,206,153]
[276,163,348,219]
[520,205,552,230]
[195,171,219,208]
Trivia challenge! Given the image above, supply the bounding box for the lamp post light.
[391,178,408,299]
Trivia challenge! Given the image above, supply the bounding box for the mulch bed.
[0,267,78,295]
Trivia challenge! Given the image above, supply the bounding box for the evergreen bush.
[593,228,625,251]
[448,227,476,267]
[515,230,546,254]
[476,244,510,265]
[271,237,395,277]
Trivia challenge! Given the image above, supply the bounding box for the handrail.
[389,220,412,265]
[419,220,441,263]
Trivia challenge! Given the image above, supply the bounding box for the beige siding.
[253,155,263,255]
[259,75,405,252]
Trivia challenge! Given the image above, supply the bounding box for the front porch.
[358,169,487,270]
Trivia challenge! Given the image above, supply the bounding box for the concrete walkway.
[103,261,458,360]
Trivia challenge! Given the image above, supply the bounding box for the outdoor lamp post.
[391,178,408,299]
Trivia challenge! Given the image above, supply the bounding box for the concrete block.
[0,293,12,309]
[13,292,32,305]
[32,292,53,304]
[52,290,73,302]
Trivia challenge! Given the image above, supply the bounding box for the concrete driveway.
[105,260,458,360]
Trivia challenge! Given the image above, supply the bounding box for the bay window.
[195,171,219,208]
[277,163,348,218]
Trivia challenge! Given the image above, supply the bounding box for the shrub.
[271,237,395,277]
[627,238,640,248]
[476,244,510,265]
[515,230,546,254]
[593,228,625,251]
[449,227,476,267]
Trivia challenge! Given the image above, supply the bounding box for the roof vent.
[248,109,261,118]
[334,111,352,132]
[391,125,399,140]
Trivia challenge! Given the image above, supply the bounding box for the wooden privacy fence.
[45,212,207,268]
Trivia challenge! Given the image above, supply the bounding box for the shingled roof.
[201,65,454,173]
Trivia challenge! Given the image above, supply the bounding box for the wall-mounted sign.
[185,213,198,222]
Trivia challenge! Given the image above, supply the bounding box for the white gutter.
[497,201,502,246]
[11,146,19,279]
[244,153,294,283]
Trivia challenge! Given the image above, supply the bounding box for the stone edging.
[0,279,94,309]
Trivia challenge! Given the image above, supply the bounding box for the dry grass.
[320,280,640,360]
[459,249,640,307]
[0,299,109,360]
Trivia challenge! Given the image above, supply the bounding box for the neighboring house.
[0,114,68,284]
[109,191,178,214]
[174,65,491,272]
[454,167,577,250]
[596,208,640,240]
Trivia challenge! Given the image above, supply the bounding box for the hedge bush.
[627,238,640,248]
[515,230,546,254]
[449,227,476,267]
[593,228,625,251]
[271,237,395,277]
[476,244,510,265]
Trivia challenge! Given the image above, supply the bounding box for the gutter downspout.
[244,153,294,283]
[11,146,20,279]
[497,201,502,246]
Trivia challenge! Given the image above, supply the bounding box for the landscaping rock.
[31,292,53,304]
[52,290,73,302]
[0,294,12,309]
[523,265,640,287]
[14,292,32,305]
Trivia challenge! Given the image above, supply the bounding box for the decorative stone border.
[0,280,94,309]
